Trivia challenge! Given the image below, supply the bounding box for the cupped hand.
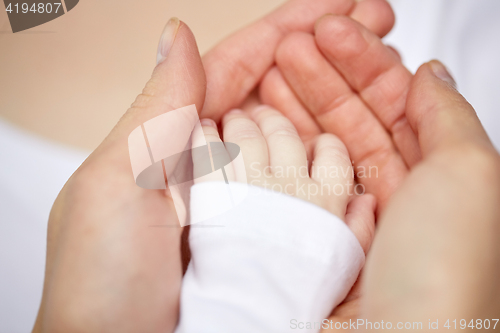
[266,13,500,330]
[201,0,395,122]
[318,61,500,332]
[33,1,397,332]
[33,20,206,333]
[263,14,417,212]
[363,61,500,327]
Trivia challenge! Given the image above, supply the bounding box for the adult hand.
[267,15,416,211]
[33,20,206,333]
[321,63,500,331]
[33,1,397,332]
[362,61,500,329]
[201,0,395,121]
[269,15,500,328]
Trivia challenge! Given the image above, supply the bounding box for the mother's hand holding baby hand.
[33,1,396,332]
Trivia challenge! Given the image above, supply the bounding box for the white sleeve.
[175,182,365,333]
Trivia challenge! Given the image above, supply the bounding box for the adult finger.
[201,0,395,121]
[386,45,402,62]
[276,32,408,210]
[349,0,395,38]
[96,18,207,215]
[314,15,421,167]
[114,19,205,138]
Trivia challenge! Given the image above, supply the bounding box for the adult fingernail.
[429,60,457,88]
[200,119,217,128]
[157,17,181,65]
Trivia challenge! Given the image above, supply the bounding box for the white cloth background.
[0,120,88,332]
[385,0,500,151]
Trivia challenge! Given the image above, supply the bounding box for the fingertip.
[386,45,402,62]
[250,105,288,125]
[348,193,376,214]
[313,13,336,33]
[345,192,377,254]
[407,60,492,156]
[350,0,395,38]
[314,15,366,61]
[364,193,377,212]
[227,108,245,115]
[222,108,246,126]
[193,118,220,148]
[251,104,274,116]
[200,118,217,128]
[311,133,353,189]
[427,60,457,88]
[414,60,452,84]
[120,20,206,146]
[259,67,283,106]
[408,60,462,121]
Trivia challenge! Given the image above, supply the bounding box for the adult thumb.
[104,18,207,147]
[406,60,494,157]
[81,17,207,198]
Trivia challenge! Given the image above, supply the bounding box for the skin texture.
[270,15,416,212]
[35,2,500,332]
[197,107,376,253]
[268,14,500,326]
[32,1,396,331]
[33,22,206,333]
[33,1,500,332]
[362,62,500,330]
[200,0,395,121]
[321,64,500,330]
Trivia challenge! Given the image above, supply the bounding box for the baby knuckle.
[266,125,298,140]
[228,128,262,142]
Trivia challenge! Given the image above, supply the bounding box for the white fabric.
[175,182,364,333]
[0,119,88,333]
[385,0,500,151]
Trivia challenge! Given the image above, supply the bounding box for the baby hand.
[195,105,376,253]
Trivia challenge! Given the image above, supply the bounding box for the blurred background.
[1,0,499,331]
